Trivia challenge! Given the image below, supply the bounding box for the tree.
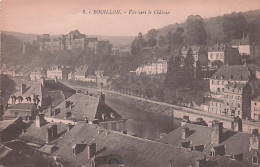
[147,29,159,39]
[222,12,248,42]
[211,60,224,68]
[165,50,182,89]
[131,33,146,55]
[185,15,207,45]
[182,48,195,88]
[148,37,157,48]
[158,35,166,47]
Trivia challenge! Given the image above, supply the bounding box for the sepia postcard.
[1,0,260,166]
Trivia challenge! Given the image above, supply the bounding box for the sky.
[1,0,260,36]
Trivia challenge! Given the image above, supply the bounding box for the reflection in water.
[106,97,181,140]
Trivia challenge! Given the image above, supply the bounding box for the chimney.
[182,127,189,139]
[31,93,36,103]
[36,114,45,128]
[249,129,260,150]
[54,108,60,116]
[121,130,127,134]
[100,93,105,103]
[67,123,73,131]
[51,124,58,139]
[65,111,71,118]
[211,121,223,145]
[231,116,242,132]
[46,127,52,144]
[195,157,206,167]
[65,101,70,108]
[54,76,58,83]
[41,77,45,87]
[48,106,52,116]
[21,84,26,94]
[87,143,96,159]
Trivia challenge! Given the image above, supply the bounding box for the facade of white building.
[136,59,167,75]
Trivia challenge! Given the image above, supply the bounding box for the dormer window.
[239,75,243,80]
[215,76,218,79]
[221,75,224,79]
[230,75,233,79]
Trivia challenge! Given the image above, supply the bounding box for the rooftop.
[52,93,121,121]
[252,96,260,102]
[158,123,259,165]
[0,118,20,131]
[52,122,205,167]
[210,65,250,81]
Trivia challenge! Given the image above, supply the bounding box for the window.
[102,123,108,129]
[112,123,116,130]
[255,102,257,105]
[252,156,258,164]
[222,88,224,92]
[238,103,241,108]
[238,111,240,115]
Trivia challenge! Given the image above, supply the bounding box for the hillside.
[146,9,260,44]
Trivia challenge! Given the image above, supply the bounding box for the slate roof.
[208,44,234,52]
[210,65,250,81]
[13,82,42,98]
[52,122,205,167]
[211,98,224,103]
[225,82,247,89]
[47,90,66,107]
[0,143,33,166]
[20,122,67,144]
[157,124,212,147]
[52,93,121,122]
[0,118,20,131]
[158,123,259,165]
[230,36,250,46]
[252,96,260,102]
[8,103,36,111]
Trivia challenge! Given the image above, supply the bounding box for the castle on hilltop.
[23,30,111,54]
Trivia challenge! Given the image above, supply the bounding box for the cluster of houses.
[201,64,260,121]
[29,65,109,88]
[135,35,260,75]
[23,29,112,54]
[1,77,260,167]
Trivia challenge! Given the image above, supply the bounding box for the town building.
[50,93,126,131]
[208,44,241,67]
[74,65,88,82]
[209,99,223,115]
[97,76,110,88]
[47,65,69,80]
[5,77,76,119]
[230,35,251,56]
[30,68,44,81]
[85,75,97,82]
[18,119,255,167]
[136,59,168,75]
[209,65,250,94]
[95,70,104,77]
[251,96,260,121]
[158,122,260,167]
[222,83,251,119]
